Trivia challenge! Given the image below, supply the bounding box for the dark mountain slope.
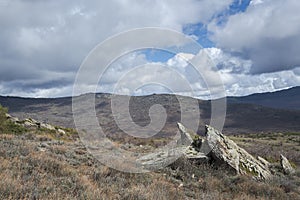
[0,89,299,135]
[228,86,300,110]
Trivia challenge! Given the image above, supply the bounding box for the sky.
[0,0,299,99]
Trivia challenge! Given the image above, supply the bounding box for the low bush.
[0,104,26,135]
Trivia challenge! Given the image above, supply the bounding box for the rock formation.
[6,113,66,135]
[137,123,208,170]
[280,154,295,175]
[139,123,278,180]
[204,125,272,180]
[177,123,208,161]
[177,122,194,146]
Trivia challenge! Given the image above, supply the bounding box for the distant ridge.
[1,86,299,111]
[228,86,300,110]
[0,87,299,134]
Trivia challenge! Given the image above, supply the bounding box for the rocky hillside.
[0,92,299,136]
[228,86,300,110]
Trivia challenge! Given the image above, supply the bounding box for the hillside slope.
[0,90,299,135]
[0,105,299,199]
[228,86,300,110]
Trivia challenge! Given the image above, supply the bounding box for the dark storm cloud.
[208,0,300,74]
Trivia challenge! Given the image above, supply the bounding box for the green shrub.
[0,104,8,133]
[0,104,26,135]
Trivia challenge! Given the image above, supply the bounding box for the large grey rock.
[205,125,240,173]
[137,148,185,170]
[177,122,193,146]
[137,144,208,170]
[184,146,208,161]
[137,123,208,170]
[205,125,272,180]
[280,154,295,175]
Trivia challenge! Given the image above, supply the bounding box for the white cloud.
[0,0,233,97]
[0,84,74,98]
[1,0,299,99]
[208,0,300,74]
[204,48,252,73]
[98,53,197,95]
[203,48,300,97]
[96,50,226,99]
[223,69,300,96]
[162,49,300,98]
[250,0,264,6]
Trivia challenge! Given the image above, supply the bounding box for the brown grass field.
[0,128,299,199]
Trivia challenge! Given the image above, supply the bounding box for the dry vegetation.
[0,105,300,199]
[1,133,300,200]
[229,132,300,166]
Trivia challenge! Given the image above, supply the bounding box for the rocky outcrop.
[138,123,274,180]
[177,122,194,146]
[137,123,208,170]
[176,123,208,159]
[6,114,66,135]
[205,125,272,180]
[257,156,270,168]
[23,118,40,128]
[280,154,295,175]
[183,146,208,162]
[205,125,240,173]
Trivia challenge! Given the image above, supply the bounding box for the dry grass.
[0,131,299,199]
[229,132,300,165]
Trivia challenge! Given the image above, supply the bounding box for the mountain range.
[228,86,300,110]
[0,87,299,136]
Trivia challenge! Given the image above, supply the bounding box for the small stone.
[57,129,66,135]
[40,123,56,131]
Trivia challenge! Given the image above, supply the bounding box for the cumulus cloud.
[204,48,252,73]
[93,50,223,99]
[0,0,299,99]
[208,0,300,74]
[0,0,233,97]
[97,52,196,95]
[223,69,300,96]
[95,49,239,99]
[204,47,300,97]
